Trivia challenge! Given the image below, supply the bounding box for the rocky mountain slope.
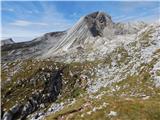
[1,11,160,120]
[1,38,15,46]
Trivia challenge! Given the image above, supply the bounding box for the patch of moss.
[1,59,66,110]
[139,27,154,47]
[104,46,130,67]
[46,96,160,120]
[46,97,86,120]
[1,51,9,57]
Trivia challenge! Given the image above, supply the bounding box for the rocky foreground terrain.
[1,11,160,120]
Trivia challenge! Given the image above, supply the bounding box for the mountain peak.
[84,11,113,37]
[42,11,114,56]
[85,11,111,19]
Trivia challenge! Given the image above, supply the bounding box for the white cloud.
[112,15,126,21]
[39,2,73,31]
[115,6,160,22]
[2,2,73,42]
[2,8,15,12]
[27,10,33,14]
[10,20,48,27]
[70,12,78,17]
[115,14,159,23]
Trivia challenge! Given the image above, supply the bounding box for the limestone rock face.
[43,11,114,57]
[84,11,113,37]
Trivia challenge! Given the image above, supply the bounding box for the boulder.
[2,111,13,120]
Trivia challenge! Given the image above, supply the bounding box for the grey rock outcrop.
[2,68,64,120]
[2,104,22,120]
[84,11,113,37]
[1,38,14,46]
[2,111,13,120]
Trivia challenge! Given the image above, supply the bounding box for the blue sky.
[1,1,160,42]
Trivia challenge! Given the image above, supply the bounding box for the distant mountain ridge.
[1,11,154,62]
